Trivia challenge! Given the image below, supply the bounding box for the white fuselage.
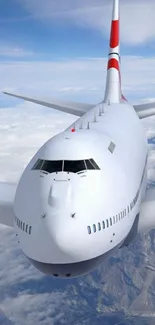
[13,102,148,277]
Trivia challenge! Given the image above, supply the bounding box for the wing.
[138,187,155,233]
[0,182,17,228]
[3,91,94,117]
[134,102,155,119]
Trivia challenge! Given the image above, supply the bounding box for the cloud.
[0,102,76,182]
[0,46,34,57]
[15,0,155,45]
[1,55,155,103]
[1,292,66,325]
[142,116,155,184]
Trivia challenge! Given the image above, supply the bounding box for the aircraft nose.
[45,179,93,260]
[48,181,72,209]
[43,173,103,263]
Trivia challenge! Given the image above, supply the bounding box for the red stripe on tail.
[108,58,119,71]
[110,20,119,48]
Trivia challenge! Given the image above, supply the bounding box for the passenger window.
[93,224,96,233]
[98,223,101,231]
[21,221,23,229]
[87,226,91,234]
[64,160,86,173]
[127,206,130,214]
[102,221,105,229]
[119,213,121,221]
[41,160,62,173]
[110,218,112,226]
[29,226,32,235]
[106,219,109,228]
[23,223,25,231]
[25,225,28,233]
[113,216,115,224]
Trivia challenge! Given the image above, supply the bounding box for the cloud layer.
[1,55,155,104]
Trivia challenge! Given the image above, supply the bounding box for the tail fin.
[104,0,121,104]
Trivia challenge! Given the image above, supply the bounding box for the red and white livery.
[2,0,155,278]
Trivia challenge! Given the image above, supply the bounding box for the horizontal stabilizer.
[138,187,155,233]
[0,182,17,228]
[134,102,155,119]
[3,91,94,117]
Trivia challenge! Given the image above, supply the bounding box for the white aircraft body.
[2,0,155,278]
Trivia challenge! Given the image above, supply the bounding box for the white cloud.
[15,0,155,45]
[0,46,34,57]
[0,103,76,182]
[142,116,155,183]
[1,55,155,104]
[1,292,66,325]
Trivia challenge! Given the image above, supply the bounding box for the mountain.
[4,232,154,325]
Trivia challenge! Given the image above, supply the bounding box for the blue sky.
[0,0,107,60]
[0,3,103,60]
[1,2,155,323]
[0,0,155,104]
[0,0,155,61]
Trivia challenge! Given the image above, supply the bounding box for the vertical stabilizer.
[104,0,121,104]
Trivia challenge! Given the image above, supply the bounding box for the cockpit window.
[90,159,100,170]
[85,159,95,170]
[32,159,100,174]
[32,159,63,173]
[41,160,62,173]
[32,159,43,170]
[64,160,86,173]
[85,159,100,170]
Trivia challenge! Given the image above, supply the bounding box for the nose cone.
[48,181,72,208]
[45,175,100,263]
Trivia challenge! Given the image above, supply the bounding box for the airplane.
[1,0,155,279]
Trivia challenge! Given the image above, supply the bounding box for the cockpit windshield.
[32,159,100,174]
[64,160,86,173]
